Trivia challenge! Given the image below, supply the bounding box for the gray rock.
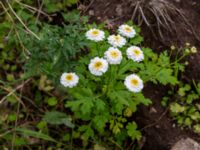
[171,138,200,150]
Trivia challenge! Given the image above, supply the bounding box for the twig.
[11,78,25,150]
[14,0,50,18]
[0,79,31,107]
[11,97,20,150]
[139,6,150,26]
[35,0,44,24]
[108,138,123,150]
[0,1,30,56]
[131,1,140,20]
[83,0,95,13]
[0,129,14,138]
[14,27,31,57]
[141,108,169,131]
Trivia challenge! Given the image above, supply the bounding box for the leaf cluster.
[19,12,88,82]
[169,82,200,133]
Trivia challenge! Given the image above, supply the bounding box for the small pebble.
[150,107,157,114]
[88,10,94,16]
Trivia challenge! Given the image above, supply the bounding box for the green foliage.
[126,122,142,140]
[161,45,199,134]
[19,12,88,81]
[15,127,57,143]
[0,0,195,147]
[0,1,86,149]
[61,22,187,147]
[43,111,74,128]
[168,81,200,133]
[46,97,58,106]
[43,0,78,13]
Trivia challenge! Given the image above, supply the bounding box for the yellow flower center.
[131,79,139,86]
[94,61,103,70]
[133,49,140,56]
[110,51,119,58]
[114,36,120,42]
[65,74,73,81]
[91,30,99,36]
[124,27,132,33]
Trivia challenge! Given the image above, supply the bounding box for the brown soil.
[82,0,200,149]
[138,84,200,150]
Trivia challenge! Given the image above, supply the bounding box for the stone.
[149,107,157,114]
[171,138,200,150]
[115,4,123,16]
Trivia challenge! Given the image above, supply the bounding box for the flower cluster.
[60,24,145,93]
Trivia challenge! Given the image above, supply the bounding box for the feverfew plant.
[60,22,184,146]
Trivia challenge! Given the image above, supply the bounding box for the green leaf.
[130,35,143,45]
[13,137,27,146]
[8,114,17,122]
[134,93,152,106]
[184,118,192,127]
[47,97,58,106]
[80,99,94,115]
[43,111,74,128]
[110,90,130,106]
[170,103,185,114]
[118,60,135,76]
[194,124,200,133]
[93,115,108,133]
[178,87,186,97]
[126,122,141,140]
[95,99,106,112]
[15,128,57,142]
[156,69,178,85]
[78,125,94,140]
[157,51,170,67]
[186,93,199,104]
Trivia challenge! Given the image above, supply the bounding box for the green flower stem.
[120,59,131,70]
[108,138,123,150]
[96,42,100,56]
[106,65,113,95]
[103,65,116,96]
[171,53,188,65]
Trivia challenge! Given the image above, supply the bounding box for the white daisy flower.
[107,34,126,48]
[124,74,144,93]
[104,47,122,64]
[60,72,79,88]
[118,24,136,38]
[126,46,144,62]
[88,57,109,76]
[85,28,105,42]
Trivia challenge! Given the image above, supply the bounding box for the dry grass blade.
[139,6,150,26]
[0,79,31,108]
[5,0,40,40]
[14,0,50,18]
